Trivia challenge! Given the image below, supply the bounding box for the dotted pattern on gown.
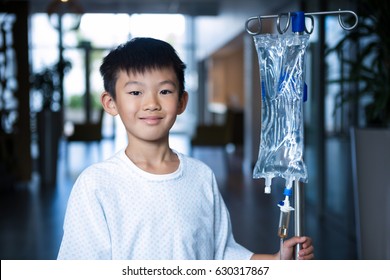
[57,149,253,260]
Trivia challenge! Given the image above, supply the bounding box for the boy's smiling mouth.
[140,116,163,125]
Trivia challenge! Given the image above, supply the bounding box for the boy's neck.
[125,144,179,175]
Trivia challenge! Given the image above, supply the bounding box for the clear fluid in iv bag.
[252,34,309,188]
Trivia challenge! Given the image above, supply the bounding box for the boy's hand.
[281,236,314,260]
[250,236,314,260]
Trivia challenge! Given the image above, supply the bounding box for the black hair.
[99,37,186,100]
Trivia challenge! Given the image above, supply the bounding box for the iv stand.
[245,9,358,260]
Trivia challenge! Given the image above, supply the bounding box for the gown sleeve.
[212,174,254,260]
[57,169,111,260]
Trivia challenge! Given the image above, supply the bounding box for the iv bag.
[253,34,309,191]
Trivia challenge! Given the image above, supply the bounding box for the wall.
[208,36,244,109]
[194,0,297,61]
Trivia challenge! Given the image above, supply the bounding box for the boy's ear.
[177,91,189,115]
[101,91,118,116]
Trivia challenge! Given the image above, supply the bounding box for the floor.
[0,118,358,260]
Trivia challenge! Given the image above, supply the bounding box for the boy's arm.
[250,253,278,260]
[57,173,111,259]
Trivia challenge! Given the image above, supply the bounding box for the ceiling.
[11,0,221,15]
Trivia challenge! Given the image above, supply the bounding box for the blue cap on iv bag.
[292,11,305,33]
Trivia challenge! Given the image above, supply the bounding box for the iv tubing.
[280,238,283,260]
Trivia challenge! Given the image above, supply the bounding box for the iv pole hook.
[245,9,358,35]
[276,13,291,34]
[306,9,358,31]
[338,10,358,30]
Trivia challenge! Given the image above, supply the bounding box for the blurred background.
[0,0,389,260]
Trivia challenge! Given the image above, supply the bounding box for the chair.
[64,109,104,142]
[191,109,243,153]
[63,109,105,167]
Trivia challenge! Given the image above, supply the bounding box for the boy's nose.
[142,93,161,111]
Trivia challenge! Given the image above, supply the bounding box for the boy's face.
[101,67,188,144]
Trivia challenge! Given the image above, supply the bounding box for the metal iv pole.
[245,9,358,259]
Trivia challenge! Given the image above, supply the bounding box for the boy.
[57,37,314,260]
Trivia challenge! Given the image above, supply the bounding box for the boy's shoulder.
[177,152,214,174]
[77,149,126,180]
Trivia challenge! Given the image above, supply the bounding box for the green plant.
[30,60,71,111]
[326,0,390,127]
[67,93,102,110]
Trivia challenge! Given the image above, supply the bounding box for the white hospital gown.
[57,149,253,260]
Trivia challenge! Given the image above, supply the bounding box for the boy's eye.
[160,89,173,95]
[129,91,141,96]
